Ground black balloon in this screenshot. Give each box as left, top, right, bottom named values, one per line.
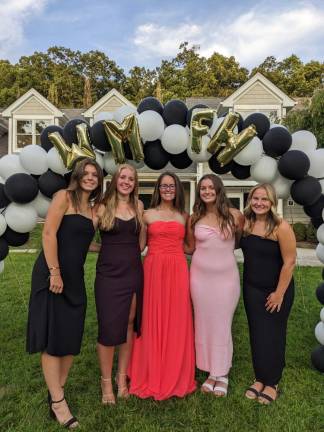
left=4, top=173, right=38, bottom=204
left=64, top=171, right=73, bottom=185
left=263, top=127, right=292, bottom=157
left=311, top=217, right=323, bottom=229
left=209, top=154, right=233, bottom=174
left=3, top=227, right=29, bottom=247
left=144, top=140, right=169, bottom=170
left=40, top=125, right=64, bottom=151
left=304, top=195, right=324, bottom=218
left=243, top=113, right=270, bottom=139
left=124, top=142, right=133, bottom=160
left=0, top=183, right=10, bottom=208
left=38, top=170, right=67, bottom=199
left=278, top=150, right=310, bottom=180
left=91, top=121, right=111, bottom=152
left=63, top=119, right=90, bottom=145
left=138, top=97, right=164, bottom=115
left=316, top=282, right=324, bottom=304
left=0, top=237, right=9, bottom=260
left=162, top=99, right=188, bottom=126
left=231, top=162, right=251, bottom=179
left=311, top=345, right=324, bottom=372
left=186, top=104, right=212, bottom=128
left=170, top=150, right=193, bottom=169
left=291, top=176, right=322, bottom=206
left=235, top=112, right=244, bottom=133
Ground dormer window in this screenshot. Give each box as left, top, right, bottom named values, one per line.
left=15, top=119, right=51, bottom=149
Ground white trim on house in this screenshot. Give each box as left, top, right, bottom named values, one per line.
left=1, top=88, right=64, bottom=118
left=82, top=88, right=136, bottom=124
left=221, top=72, right=296, bottom=108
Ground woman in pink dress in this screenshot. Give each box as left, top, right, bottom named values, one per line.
left=128, top=172, right=196, bottom=400
left=187, top=174, right=243, bottom=396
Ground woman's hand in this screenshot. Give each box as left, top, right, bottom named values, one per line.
left=49, top=274, right=64, bottom=294
left=265, top=291, right=284, bottom=313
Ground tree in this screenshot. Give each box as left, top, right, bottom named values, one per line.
left=123, top=66, right=157, bottom=104
left=83, top=76, right=93, bottom=108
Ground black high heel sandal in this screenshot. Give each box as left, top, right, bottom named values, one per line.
left=50, top=396, right=78, bottom=429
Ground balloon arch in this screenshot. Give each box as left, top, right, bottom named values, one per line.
left=0, top=96, right=323, bottom=371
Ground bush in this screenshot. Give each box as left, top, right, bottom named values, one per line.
left=292, top=222, right=307, bottom=242
left=306, top=223, right=317, bottom=243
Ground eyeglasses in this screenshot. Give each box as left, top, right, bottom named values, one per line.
left=159, top=184, right=176, bottom=191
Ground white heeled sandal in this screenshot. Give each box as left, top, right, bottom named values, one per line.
left=201, top=375, right=217, bottom=393
left=213, top=376, right=228, bottom=397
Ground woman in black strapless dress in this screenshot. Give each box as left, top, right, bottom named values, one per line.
left=94, top=164, right=144, bottom=405
left=240, top=184, right=296, bottom=405
left=26, top=159, right=103, bottom=428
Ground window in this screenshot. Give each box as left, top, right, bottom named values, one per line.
left=228, top=192, right=244, bottom=211
left=15, top=119, right=51, bottom=148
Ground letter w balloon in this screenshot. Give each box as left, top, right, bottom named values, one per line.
left=207, top=112, right=257, bottom=167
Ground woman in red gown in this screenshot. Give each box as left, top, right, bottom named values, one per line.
left=128, top=172, right=196, bottom=400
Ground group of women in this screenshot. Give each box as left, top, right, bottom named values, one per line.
left=26, top=158, right=296, bottom=428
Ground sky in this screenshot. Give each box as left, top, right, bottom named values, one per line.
left=0, top=0, right=323, bottom=73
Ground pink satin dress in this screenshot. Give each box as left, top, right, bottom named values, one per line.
left=128, top=221, right=196, bottom=400
left=190, top=224, right=240, bottom=377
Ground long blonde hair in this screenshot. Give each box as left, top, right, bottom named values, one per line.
left=99, top=164, right=142, bottom=231
left=244, top=183, right=281, bottom=238
left=191, top=174, right=235, bottom=238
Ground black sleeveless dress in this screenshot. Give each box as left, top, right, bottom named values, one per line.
left=95, top=217, right=143, bottom=346
left=26, top=214, right=95, bottom=356
left=240, top=234, right=294, bottom=386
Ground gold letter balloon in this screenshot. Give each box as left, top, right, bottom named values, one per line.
left=190, top=109, right=214, bottom=154
left=48, top=123, right=95, bottom=170
left=103, top=113, right=144, bottom=164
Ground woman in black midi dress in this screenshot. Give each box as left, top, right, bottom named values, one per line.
left=26, top=159, right=103, bottom=428
left=94, top=164, right=144, bottom=405
left=240, top=184, right=296, bottom=404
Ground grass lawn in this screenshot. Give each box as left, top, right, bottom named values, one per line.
left=0, top=253, right=323, bottom=432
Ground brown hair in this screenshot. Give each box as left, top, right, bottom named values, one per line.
left=67, top=158, right=103, bottom=211
left=191, top=174, right=235, bottom=238
left=99, top=164, right=142, bottom=231
left=150, top=171, right=185, bottom=213
left=244, top=183, right=281, bottom=238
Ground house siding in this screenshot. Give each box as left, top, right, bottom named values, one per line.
left=14, top=96, right=52, bottom=115
left=97, top=96, right=124, bottom=113
left=236, top=83, right=280, bottom=105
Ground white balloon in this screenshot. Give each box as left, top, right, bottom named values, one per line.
left=320, top=307, right=324, bottom=323
left=103, top=152, right=118, bottom=175
left=234, top=136, right=263, bottom=166
left=209, top=115, right=224, bottom=138
left=47, top=147, right=69, bottom=175
left=187, top=135, right=212, bottom=162
left=0, top=176, right=4, bottom=184
left=316, top=243, right=324, bottom=264
left=250, top=156, right=278, bottom=183
left=93, top=111, right=114, bottom=122
left=0, top=213, right=7, bottom=236
left=0, top=154, right=28, bottom=179
left=317, top=224, right=324, bottom=245
left=290, top=130, right=317, bottom=155
left=307, top=149, right=324, bottom=178
left=138, top=110, right=165, bottom=142
left=127, top=159, right=145, bottom=170
left=272, top=174, right=293, bottom=199
left=5, top=203, right=38, bottom=233
left=114, top=106, right=137, bottom=124
left=0, top=260, right=4, bottom=274
left=94, top=151, right=104, bottom=170
left=161, top=125, right=189, bottom=155
left=270, top=123, right=287, bottom=129
left=19, top=144, right=48, bottom=175
left=315, top=321, right=324, bottom=345
left=31, top=192, right=51, bottom=219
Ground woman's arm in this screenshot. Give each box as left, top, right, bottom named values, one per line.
left=265, top=220, right=296, bottom=313
left=89, top=241, right=101, bottom=252
left=184, top=215, right=195, bottom=255
left=88, top=204, right=102, bottom=253
left=138, top=201, right=147, bottom=252
left=42, top=190, right=69, bottom=294
left=231, top=208, right=244, bottom=249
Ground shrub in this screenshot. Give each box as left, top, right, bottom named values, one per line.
left=292, top=222, right=307, bottom=242
left=306, top=223, right=317, bottom=243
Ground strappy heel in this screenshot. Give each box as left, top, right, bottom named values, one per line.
left=115, top=372, right=129, bottom=399
left=101, top=377, right=116, bottom=405
left=50, top=396, right=78, bottom=429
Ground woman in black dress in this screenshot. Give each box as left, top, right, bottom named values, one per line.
left=240, top=183, right=296, bottom=404
left=94, top=164, right=145, bottom=405
left=27, top=158, right=103, bottom=427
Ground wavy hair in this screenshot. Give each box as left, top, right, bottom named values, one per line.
left=244, top=183, right=281, bottom=238
left=67, top=158, right=103, bottom=211
left=150, top=171, right=185, bottom=213
left=191, top=174, right=235, bottom=238
left=99, top=164, right=142, bottom=231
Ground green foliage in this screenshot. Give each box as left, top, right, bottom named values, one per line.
left=306, top=223, right=317, bottom=243
left=292, top=222, right=307, bottom=242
